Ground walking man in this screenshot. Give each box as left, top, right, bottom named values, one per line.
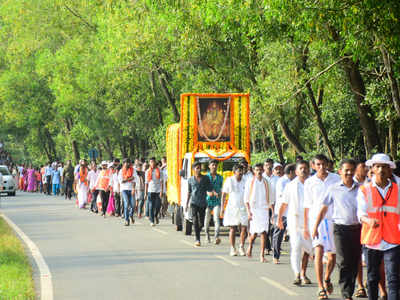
left=221, top=164, right=247, bottom=256
left=145, top=157, right=163, bottom=226
left=110, top=164, right=121, bottom=217
left=88, top=162, right=99, bottom=213
left=278, top=160, right=312, bottom=286
left=135, top=162, right=146, bottom=218
left=185, top=162, right=212, bottom=247
left=273, top=163, right=296, bottom=264
left=245, top=163, right=274, bottom=262
left=64, top=160, right=74, bottom=200
left=95, top=161, right=112, bottom=217
left=204, top=160, right=223, bottom=244
left=44, top=162, right=52, bottom=195
left=358, top=154, right=400, bottom=300
left=313, top=159, right=361, bottom=300
left=119, top=158, right=136, bottom=226
left=304, top=154, right=340, bottom=298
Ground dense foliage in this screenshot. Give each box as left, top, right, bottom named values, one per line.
left=0, top=0, right=399, bottom=165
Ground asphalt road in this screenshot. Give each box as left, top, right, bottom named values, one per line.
left=1, top=192, right=346, bottom=300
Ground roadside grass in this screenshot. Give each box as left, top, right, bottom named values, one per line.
left=0, top=217, right=35, bottom=300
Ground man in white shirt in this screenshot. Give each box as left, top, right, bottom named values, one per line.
left=273, top=163, right=296, bottom=264
left=88, top=162, right=99, bottom=213
left=110, top=164, right=121, bottom=217
left=145, top=157, right=163, bottom=226
left=160, top=157, right=168, bottom=218
left=262, top=158, right=277, bottom=254
left=241, top=160, right=253, bottom=184
left=278, top=160, right=312, bottom=285
left=119, top=158, right=136, bottom=226
left=304, top=154, right=340, bottom=297
left=221, top=164, right=247, bottom=256
left=245, top=163, right=274, bottom=263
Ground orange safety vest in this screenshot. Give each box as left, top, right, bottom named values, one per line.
left=97, top=169, right=111, bottom=190
left=360, top=182, right=400, bottom=245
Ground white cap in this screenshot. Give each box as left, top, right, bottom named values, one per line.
left=366, top=153, right=396, bottom=169
left=108, top=162, right=114, bottom=168
left=273, top=162, right=283, bottom=169
left=101, top=161, right=108, bottom=166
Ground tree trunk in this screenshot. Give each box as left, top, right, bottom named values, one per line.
left=149, top=71, right=164, bottom=124
left=305, top=87, right=335, bottom=159
left=119, top=139, right=128, bottom=159
left=157, top=69, right=180, bottom=122
left=103, top=137, right=114, bottom=160
left=278, top=116, right=306, bottom=154
left=129, top=138, right=136, bottom=158
left=328, top=27, right=382, bottom=155
left=300, top=49, right=335, bottom=159
left=381, top=46, right=400, bottom=117
left=97, top=145, right=103, bottom=162
left=270, top=123, right=284, bottom=163
left=342, top=58, right=382, bottom=155
left=389, top=120, right=398, bottom=160
left=64, top=118, right=80, bottom=164
left=39, top=128, right=52, bottom=162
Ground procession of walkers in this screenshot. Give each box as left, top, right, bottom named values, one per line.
left=11, top=152, right=400, bottom=300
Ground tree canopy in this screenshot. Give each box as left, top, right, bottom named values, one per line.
left=0, top=0, right=399, bottom=165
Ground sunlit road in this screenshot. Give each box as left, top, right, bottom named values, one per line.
left=1, top=192, right=345, bottom=300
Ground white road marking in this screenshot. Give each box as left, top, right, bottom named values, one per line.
left=260, top=276, right=299, bottom=296
left=215, top=255, right=240, bottom=266
left=153, top=228, right=168, bottom=235
left=1, top=213, right=54, bottom=300
left=180, top=240, right=195, bottom=247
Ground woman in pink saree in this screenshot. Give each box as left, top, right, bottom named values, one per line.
left=26, top=165, right=36, bottom=192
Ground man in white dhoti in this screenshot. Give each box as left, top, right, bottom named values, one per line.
left=77, top=159, right=89, bottom=209
left=241, top=160, right=253, bottom=184
left=304, top=154, right=340, bottom=298
left=245, top=163, right=274, bottom=263
left=221, top=164, right=247, bottom=256
left=278, top=160, right=312, bottom=285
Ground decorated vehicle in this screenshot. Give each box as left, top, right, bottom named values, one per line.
left=166, top=93, right=250, bottom=233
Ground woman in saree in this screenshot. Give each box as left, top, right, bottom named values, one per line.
left=26, top=165, right=36, bottom=192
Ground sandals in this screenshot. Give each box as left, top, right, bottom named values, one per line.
left=301, top=276, right=312, bottom=284
left=354, top=287, right=367, bottom=298
left=324, top=279, right=333, bottom=295
left=318, top=289, right=328, bottom=299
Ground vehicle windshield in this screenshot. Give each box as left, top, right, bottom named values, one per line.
left=194, top=157, right=246, bottom=179
left=0, top=167, right=10, bottom=175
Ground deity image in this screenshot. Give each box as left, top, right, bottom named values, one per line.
left=197, top=98, right=231, bottom=142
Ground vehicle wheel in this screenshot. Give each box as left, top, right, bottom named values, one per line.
left=184, top=219, right=192, bottom=236
left=175, top=205, right=182, bottom=228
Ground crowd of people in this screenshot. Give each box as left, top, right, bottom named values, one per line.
left=11, top=152, right=400, bottom=300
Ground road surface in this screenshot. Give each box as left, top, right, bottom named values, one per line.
left=1, top=192, right=345, bottom=300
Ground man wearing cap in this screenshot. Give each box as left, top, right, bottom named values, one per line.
left=95, top=161, right=112, bottom=217
left=358, top=153, right=400, bottom=300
